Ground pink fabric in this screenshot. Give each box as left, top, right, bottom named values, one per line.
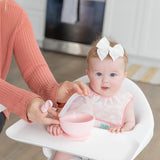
left=59, top=90, right=134, bottom=130
left=0, top=0, right=59, bottom=121
left=90, top=89, right=134, bottom=128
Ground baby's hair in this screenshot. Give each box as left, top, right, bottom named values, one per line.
left=87, top=37, right=128, bottom=71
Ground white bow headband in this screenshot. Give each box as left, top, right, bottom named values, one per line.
left=96, top=37, right=124, bottom=61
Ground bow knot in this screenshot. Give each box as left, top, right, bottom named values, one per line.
left=96, top=37, right=124, bottom=61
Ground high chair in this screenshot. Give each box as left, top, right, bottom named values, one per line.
left=0, top=104, right=6, bottom=112
left=6, top=76, right=154, bottom=160
left=42, top=76, right=154, bottom=160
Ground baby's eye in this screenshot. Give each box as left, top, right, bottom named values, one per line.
left=110, top=73, right=117, bottom=77
left=96, top=72, right=102, bottom=76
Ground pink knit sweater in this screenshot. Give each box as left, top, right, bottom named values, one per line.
left=0, top=0, right=59, bottom=121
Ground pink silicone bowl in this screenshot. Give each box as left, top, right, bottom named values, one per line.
left=60, top=113, right=94, bottom=139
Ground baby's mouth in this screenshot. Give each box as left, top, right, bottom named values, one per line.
left=101, top=86, right=109, bottom=90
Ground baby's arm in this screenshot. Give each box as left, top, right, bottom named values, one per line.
left=109, top=101, right=135, bottom=133
left=47, top=124, right=63, bottom=136
left=122, top=101, right=135, bottom=131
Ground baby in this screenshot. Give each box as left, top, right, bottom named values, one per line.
left=47, top=37, right=135, bottom=160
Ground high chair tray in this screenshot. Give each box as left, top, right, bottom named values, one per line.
left=6, top=119, right=139, bottom=160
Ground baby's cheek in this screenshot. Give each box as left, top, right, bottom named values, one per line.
left=112, top=81, right=122, bottom=89
left=93, top=81, right=100, bottom=88
left=90, top=81, right=99, bottom=91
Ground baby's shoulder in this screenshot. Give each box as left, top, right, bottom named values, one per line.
left=117, top=89, right=134, bottom=102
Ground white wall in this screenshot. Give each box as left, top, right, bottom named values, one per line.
left=103, top=0, right=160, bottom=60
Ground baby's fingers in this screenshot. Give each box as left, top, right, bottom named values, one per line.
left=115, top=128, right=121, bottom=133
left=109, top=128, right=122, bottom=133
left=109, top=128, right=115, bottom=133
left=47, top=125, right=53, bottom=135
left=56, top=126, right=63, bottom=135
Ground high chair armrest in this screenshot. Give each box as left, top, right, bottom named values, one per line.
left=130, top=124, right=154, bottom=160
left=131, top=124, right=154, bottom=144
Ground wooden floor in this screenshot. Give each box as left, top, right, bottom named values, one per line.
left=0, top=51, right=160, bottom=159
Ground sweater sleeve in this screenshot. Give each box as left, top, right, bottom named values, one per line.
left=0, top=78, right=40, bottom=121
left=13, top=10, right=59, bottom=108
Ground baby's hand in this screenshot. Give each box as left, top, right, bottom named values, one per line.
left=47, top=124, right=63, bottom=136
left=109, top=127, right=123, bottom=134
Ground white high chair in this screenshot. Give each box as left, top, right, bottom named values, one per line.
left=0, top=104, right=6, bottom=112
left=42, top=76, right=154, bottom=160
left=6, top=76, right=154, bottom=160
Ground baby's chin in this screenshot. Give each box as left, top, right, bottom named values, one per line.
left=95, top=90, right=112, bottom=97
left=100, top=92, right=112, bottom=97
left=100, top=87, right=111, bottom=96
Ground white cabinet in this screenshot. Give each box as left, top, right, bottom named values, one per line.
left=138, top=0, right=160, bottom=59
left=103, top=0, right=160, bottom=60
left=14, top=0, right=47, bottom=48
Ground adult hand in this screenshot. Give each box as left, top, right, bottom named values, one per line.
left=27, top=98, right=59, bottom=125
left=57, top=81, right=90, bottom=103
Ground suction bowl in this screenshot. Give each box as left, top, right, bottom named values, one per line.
left=60, top=113, right=94, bottom=140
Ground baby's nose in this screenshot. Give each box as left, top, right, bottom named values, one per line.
left=102, top=76, right=110, bottom=83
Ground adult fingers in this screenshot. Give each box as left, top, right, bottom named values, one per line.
left=48, top=108, right=59, bottom=117
left=67, top=82, right=83, bottom=95
left=74, top=81, right=90, bottom=97
left=42, top=117, right=60, bottom=125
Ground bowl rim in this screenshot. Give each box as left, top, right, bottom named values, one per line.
left=59, top=113, right=95, bottom=124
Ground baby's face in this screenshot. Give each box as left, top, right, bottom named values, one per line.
left=86, top=57, right=127, bottom=97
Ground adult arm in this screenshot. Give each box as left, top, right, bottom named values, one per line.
left=0, top=8, right=59, bottom=123
left=0, top=78, right=59, bottom=124
left=13, top=10, right=59, bottom=107
left=12, top=10, right=90, bottom=123
left=0, top=78, right=39, bottom=121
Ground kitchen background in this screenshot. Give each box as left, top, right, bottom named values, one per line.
left=1, top=0, right=160, bottom=160
left=14, top=0, right=160, bottom=65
